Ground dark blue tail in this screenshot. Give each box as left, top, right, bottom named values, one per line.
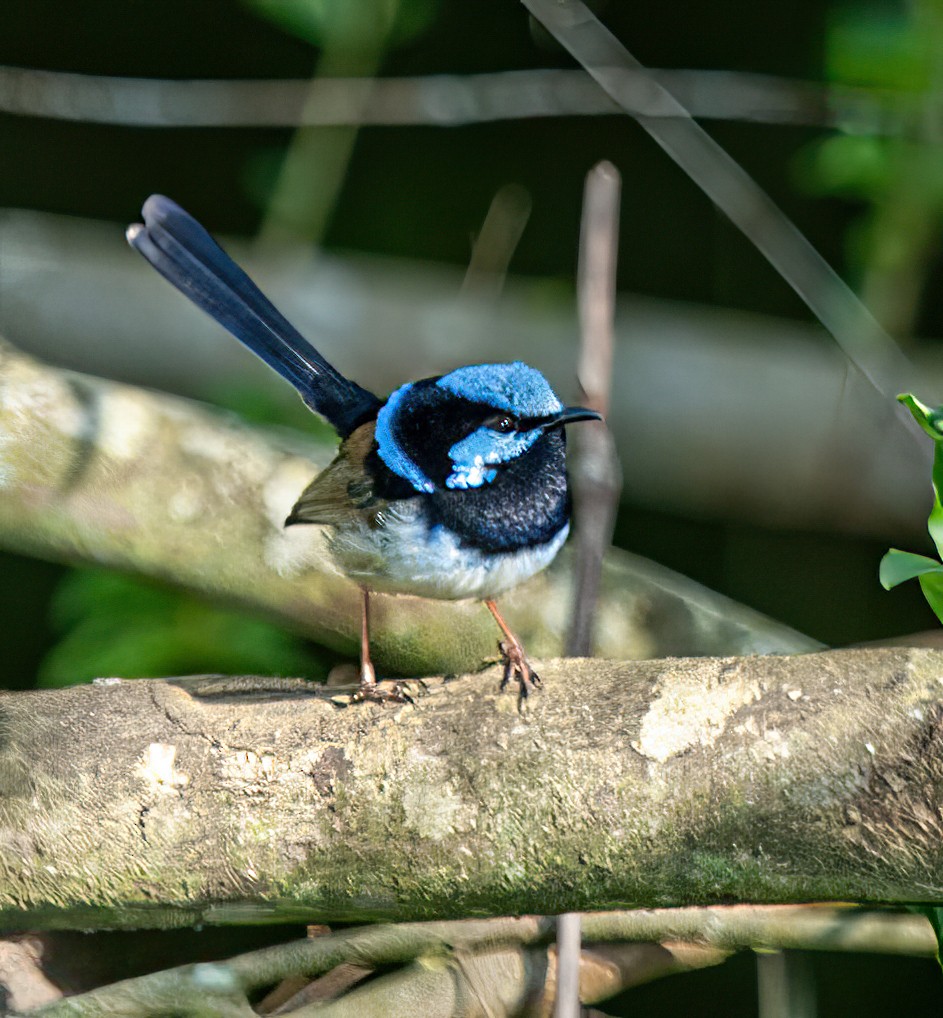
left=127, top=195, right=380, bottom=436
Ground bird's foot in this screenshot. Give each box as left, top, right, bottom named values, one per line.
left=351, top=679, right=413, bottom=704
left=498, top=639, right=541, bottom=698
left=351, top=661, right=413, bottom=704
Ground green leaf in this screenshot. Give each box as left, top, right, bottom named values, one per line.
left=796, top=135, right=890, bottom=200
left=895, top=396, right=943, bottom=559
left=826, top=9, right=927, bottom=91
left=879, top=546, right=943, bottom=626
left=879, top=549, right=943, bottom=590
left=919, top=571, right=943, bottom=626
left=930, top=461, right=943, bottom=560
left=908, top=905, right=943, bottom=972
left=897, top=393, right=943, bottom=441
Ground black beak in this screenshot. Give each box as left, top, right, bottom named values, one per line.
left=541, top=405, right=604, bottom=430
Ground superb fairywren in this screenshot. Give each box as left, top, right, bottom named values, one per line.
left=127, top=196, right=601, bottom=699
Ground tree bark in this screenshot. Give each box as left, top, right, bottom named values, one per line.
left=1, top=647, right=941, bottom=931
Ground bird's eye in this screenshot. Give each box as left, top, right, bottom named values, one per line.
left=486, top=414, right=516, bottom=433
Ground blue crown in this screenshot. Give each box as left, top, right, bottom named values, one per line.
left=436, top=362, right=563, bottom=418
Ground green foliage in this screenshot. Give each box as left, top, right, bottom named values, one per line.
left=240, top=0, right=438, bottom=50
left=39, top=569, right=331, bottom=687
left=879, top=549, right=943, bottom=588
left=793, top=0, right=943, bottom=336
left=825, top=6, right=933, bottom=91
left=909, top=905, right=943, bottom=971
left=799, top=4, right=934, bottom=195
left=799, top=134, right=889, bottom=199
left=798, top=2, right=943, bottom=205
left=881, top=394, right=943, bottom=623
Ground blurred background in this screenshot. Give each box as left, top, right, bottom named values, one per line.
left=3, top=0, right=943, bottom=1010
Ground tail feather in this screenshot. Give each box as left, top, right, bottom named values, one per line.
left=127, top=195, right=380, bottom=436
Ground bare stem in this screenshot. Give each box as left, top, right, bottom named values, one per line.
left=567, top=161, right=623, bottom=656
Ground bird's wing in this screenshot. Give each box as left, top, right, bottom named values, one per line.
left=286, top=421, right=387, bottom=527
left=127, top=195, right=381, bottom=437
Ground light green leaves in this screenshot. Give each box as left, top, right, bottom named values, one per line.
left=880, top=394, right=943, bottom=624
left=879, top=550, right=943, bottom=589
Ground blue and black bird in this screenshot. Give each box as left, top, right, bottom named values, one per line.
left=127, top=195, right=601, bottom=699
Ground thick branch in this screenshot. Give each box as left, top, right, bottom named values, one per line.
left=2, top=648, right=942, bottom=929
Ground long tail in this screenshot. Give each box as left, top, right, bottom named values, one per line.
left=127, top=195, right=380, bottom=436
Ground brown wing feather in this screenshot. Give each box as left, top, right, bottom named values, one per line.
left=285, top=421, right=385, bottom=527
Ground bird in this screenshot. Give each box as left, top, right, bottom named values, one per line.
left=127, top=195, right=601, bottom=701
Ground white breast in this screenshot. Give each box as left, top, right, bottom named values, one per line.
left=327, top=503, right=569, bottom=601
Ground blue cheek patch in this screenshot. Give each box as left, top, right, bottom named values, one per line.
left=445, top=426, right=541, bottom=489
left=437, top=362, right=563, bottom=418
left=375, top=383, right=435, bottom=493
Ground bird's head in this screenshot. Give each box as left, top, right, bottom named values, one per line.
left=375, top=362, right=601, bottom=493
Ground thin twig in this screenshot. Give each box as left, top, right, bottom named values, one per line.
left=756, top=951, right=817, bottom=1018
left=265, top=963, right=372, bottom=1014
left=555, top=913, right=583, bottom=1018
left=255, top=926, right=365, bottom=1016
left=0, top=64, right=910, bottom=132
left=30, top=907, right=937, bottom=1017
left=567, top=160, right=623, bottom=656
left=461, top=183, right=533, bottom=297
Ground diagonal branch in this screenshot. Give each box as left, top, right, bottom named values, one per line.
left=519, top=0, right=919, bottom=448
left=0, top=340, right=816, bottom=676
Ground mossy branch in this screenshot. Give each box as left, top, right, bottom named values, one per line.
left=2, top=648, right=943, bottom=930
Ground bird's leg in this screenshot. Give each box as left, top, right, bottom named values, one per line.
left=484, top=599, right=541, bottom=696
left=352, top=588, right=409, bottom=704
left=359, top=586, right=377, bottom=688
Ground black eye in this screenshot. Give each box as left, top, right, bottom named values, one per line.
left=486, top=414, right=516, bottom=433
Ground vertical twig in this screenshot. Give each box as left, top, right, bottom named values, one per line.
left=554, top=913, right=583, bottom=1018
left=462, top=184, right=533, bottom=298
left=566, top=160, right=623, bottom=657
left=255, top=5, right=402, bottom=250
left=756, top=951, right=817, bottom=1018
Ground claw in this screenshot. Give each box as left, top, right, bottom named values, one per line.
left=485, top=599, right=541, bottom=702
left=352, top=679, right=413, bottom=705
left=497, top=639, right=541, bottom=698
left=501, top=652, right=514, bottom=692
